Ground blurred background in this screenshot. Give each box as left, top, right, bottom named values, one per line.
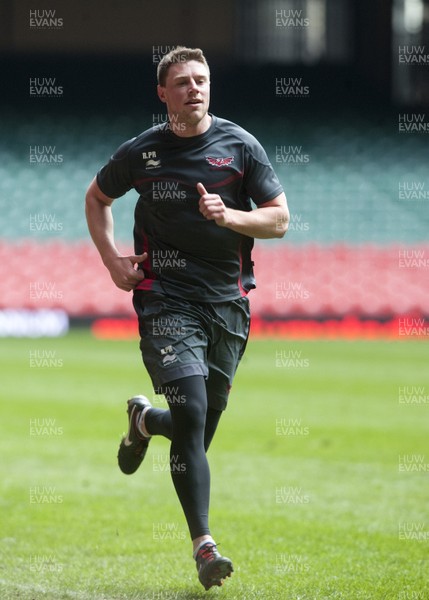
left=0, top=0, right=428, bottom=339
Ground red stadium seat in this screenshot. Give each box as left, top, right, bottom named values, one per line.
left=0, top=241, right=428, bottom=318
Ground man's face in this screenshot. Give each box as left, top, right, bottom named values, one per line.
left=157, top=60, right=210, bottom=131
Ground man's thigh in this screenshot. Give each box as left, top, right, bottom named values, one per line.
left=133, top=291, right=209, bottom=391
left=205, top=297, right=251, bottom=411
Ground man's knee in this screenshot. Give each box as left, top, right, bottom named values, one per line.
left=165, top=375, right=207, bottom=430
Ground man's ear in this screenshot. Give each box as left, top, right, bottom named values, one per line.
left=157, top=85, right=167, bottom=104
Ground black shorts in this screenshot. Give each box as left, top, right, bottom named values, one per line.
left=132, top=291, right=250, bottom=411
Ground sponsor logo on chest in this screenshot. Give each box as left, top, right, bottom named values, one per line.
left=142, top=150, right=161, bottom=169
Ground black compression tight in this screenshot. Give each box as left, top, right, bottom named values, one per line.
left=144, top=375, right=222, bottom=540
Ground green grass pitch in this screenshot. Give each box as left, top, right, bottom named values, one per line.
left=1, top=331, right=428, bottom=599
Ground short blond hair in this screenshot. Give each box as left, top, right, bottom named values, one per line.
left=157, top=46, right=210, bottom=86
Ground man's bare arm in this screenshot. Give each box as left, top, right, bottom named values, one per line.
left=85, top=177, right=146, bottom=291
left=197, top=183, right=289, bottom=239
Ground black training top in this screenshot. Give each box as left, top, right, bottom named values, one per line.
left=96, top=114, right=283, bottom=302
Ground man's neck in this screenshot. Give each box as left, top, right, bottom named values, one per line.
left=169, top=114, right=212, bottom=138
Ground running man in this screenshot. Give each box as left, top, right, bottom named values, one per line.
left=85, top=46, right=289, bottom=591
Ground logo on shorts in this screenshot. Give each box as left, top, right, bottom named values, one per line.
left=205, top=155, right=234, bottom=168
left=161, top=345, right=178, bottom=366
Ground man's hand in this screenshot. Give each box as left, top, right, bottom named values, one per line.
left=104, top=253, right=147, bottom=292
left=197, top=181, right=289, bottom=239
left=197, top=182, right=230, bottom=227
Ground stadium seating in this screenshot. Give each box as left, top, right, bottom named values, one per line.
left=1, top=109, right=428, bottom=323
left=1, top=240, right=427, bottom=318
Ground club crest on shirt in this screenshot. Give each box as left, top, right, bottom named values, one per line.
left=205, top=156, right=234, bottom=167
